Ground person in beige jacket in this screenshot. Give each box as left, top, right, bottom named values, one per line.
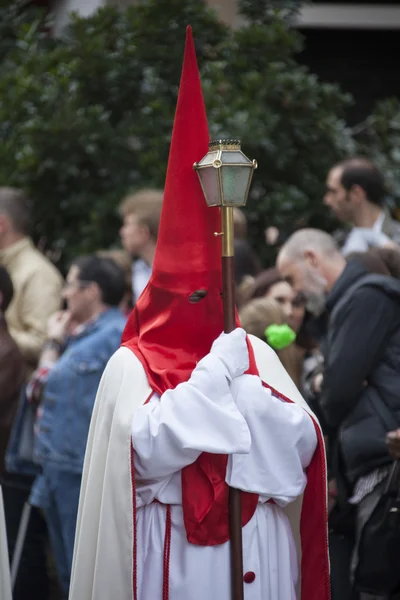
left=0, top=187, right=63, bottom=372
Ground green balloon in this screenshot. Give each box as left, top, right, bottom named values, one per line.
left=264, top=324, right=296, bottom=350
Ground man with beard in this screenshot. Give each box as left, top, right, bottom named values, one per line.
left=277, top=228, right=400, bottom=600
left=324, top=158, right=400, bottom=256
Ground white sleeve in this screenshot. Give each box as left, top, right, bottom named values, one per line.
left=225, top=374, right=317, bottom=506
left=132, top=353, right=251, bottom=483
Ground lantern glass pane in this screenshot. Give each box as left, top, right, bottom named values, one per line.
left=198, top=151, right=218, bottom=166
left=221, top=165, right=252, bottom=206
left=198, top=167, right=220, bottom=206
left=220, top=151, right=251, bottom=165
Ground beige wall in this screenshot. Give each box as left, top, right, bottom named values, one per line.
left=52, top=0, right=239, bottom=33
left=53, top=1, right=399, bottom=36
left=206, top=0, right=237, bottom=26
left=208, top=1, right=400, bottom=30
left=111, top=0, right=239, bottom=25
left=296, top=4, right=400, bottom=29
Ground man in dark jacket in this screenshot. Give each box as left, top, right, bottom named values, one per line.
left=0, top=266, right=24, bottom=474
left=277, top=228, right=400, bottom=600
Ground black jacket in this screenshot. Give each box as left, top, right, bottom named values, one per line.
left=320, top=261, right=400, bottom=483
left=0, top=316, right=24, bottom=474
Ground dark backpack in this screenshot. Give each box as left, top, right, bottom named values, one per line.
left=355, top=460, right=400, bottom=596
left=331, top=274, right=400, bottom=595
left=353, top=384, right=400, bottom=596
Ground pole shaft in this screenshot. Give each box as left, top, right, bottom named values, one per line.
left=221, top=206, right=234, bottom=258
left=228, top=487, right=244, bottom=600
left=222, top=255, right=236, bottom=332
left=221, top=206, right=244, bottom=600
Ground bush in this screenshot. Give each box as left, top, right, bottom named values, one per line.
left=353, top=98, right=400, bottom=216
left=0, top=0, right=355, bottom=267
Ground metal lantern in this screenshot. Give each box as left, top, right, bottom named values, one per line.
left=193, top=139, right=257, bottom=207
left=194, top=138, right=258, bottom=600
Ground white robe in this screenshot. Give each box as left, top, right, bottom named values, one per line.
left=69, top=335, right=328, bottom=600
left=0, top=486, right=12, bottom=600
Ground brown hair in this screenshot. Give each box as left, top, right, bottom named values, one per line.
left=239, top=297, right=303, bottom=388
left=119, top=189, right=163, bottom=241
left=234, top=239, right=261, bottom=285
left=279, top=344, right=304, bottom=390
left=370, top=247, right=400, bottom=279
left=334, top=157, right=384, bottom=207
left=246, top=268, right=283, bottom=301
left=239, top=297, right=283, bottom=340
left=346, top=251, right=390, bottom=276
left=233, top=208, right=248, bottom=240
left=0, top=187, right=31, bottom=235
left=96, top=249, right=132, bottom=290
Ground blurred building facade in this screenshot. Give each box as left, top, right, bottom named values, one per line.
left=33, top=0, right=400, bottom=125
left=296, top=2, right=400, bottom=124
left=48, top=0, right=239, bottom=33
left=47, top=1, right=400, bottom=33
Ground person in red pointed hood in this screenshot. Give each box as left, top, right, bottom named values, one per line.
left=69, top=26, right=330, bottom=600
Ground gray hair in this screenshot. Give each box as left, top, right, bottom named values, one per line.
left=280, top=228, right=340, bottom=261
left=0, top=187, right=31, bottom=235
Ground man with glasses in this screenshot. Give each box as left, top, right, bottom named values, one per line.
left=10, top=255, right=126, bottom=599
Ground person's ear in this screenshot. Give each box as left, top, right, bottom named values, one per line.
left=303, top=249, right=319, bottom=268
left=349, top=184, right=364, bottom=205
left=0, top=215, right=9, bottom=235
left=88, top=282, right=102, bottom=304
left=139, top=223, right=151, bottom=243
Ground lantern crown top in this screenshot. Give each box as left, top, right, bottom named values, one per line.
left=209, top=139, right=241, bottom=151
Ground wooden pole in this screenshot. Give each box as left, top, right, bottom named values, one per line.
left=221, top=206, right=244, bottom=600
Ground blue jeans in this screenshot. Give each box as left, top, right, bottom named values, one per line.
left=30, top=468, right=81, bottom=598
left=2, top=473, right=51, bottom=600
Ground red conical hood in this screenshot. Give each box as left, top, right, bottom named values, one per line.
left=122, top=31, right=330, bottom=587
left=121, top=26, right=224, bottom=393
left=151, top=25, right=221, bottom=292
left=122, top=27, right=259, bottom=548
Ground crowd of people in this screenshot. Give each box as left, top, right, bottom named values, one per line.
left=1, top=154, right=400, bottom=600
left=0, top=187, right=162, bottom=599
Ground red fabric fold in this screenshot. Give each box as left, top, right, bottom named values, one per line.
left=124, top=26, right=330, bottom=599
left=122, top=25, right=259, bottom=546
left=263, top=382, right=331, bottom=600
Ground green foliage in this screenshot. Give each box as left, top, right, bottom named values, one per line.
left=203, top=1, right=354, bottom=260
left=0, top=0, right=355, bottom=267
left=0, top=0, right=45, bottom=59
left=353, top=98, right=400, bottom=215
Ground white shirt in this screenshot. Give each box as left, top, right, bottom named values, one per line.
left=341, top=211, right=389, bottom=256
left=372, top=210, right=385, bottom=233
left=132, top=259, right=152, bottom=302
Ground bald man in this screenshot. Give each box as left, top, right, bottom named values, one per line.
left=276, top=229, right=346, bottom=317
left=277, top=228, right=400, bottom=599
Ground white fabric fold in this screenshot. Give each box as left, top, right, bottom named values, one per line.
left=225, top=374, right=317, bottom=505
left=69, top=337, right=325, bottom=600
left=133, top=352, right=251, bottom=485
